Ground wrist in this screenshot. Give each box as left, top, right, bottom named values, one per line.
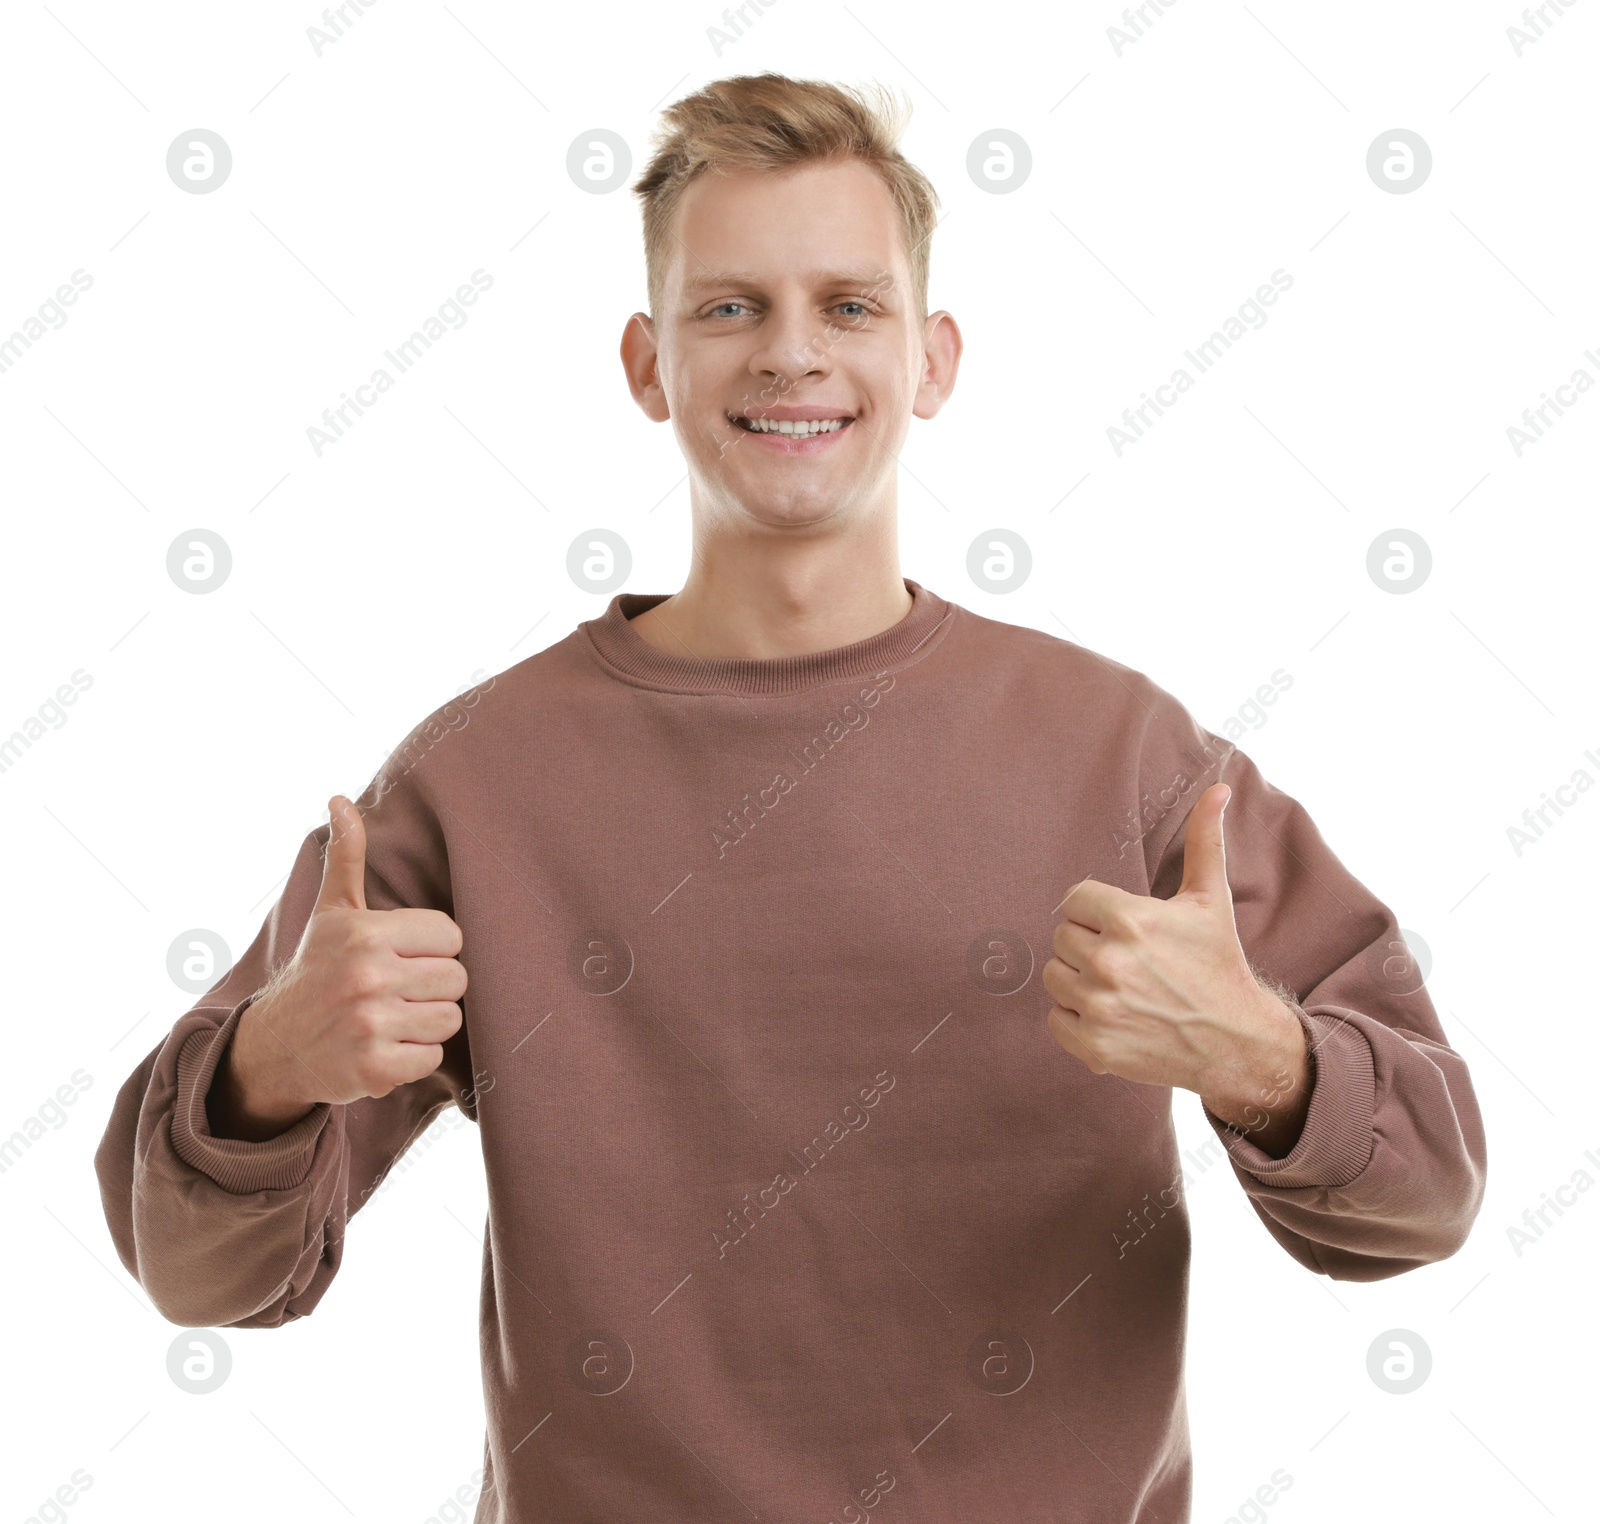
left=1196, top=989, right=1311, bottom=1140
left=208, top=1004, right=317, bottom=1141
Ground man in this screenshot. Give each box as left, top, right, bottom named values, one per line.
left=96, top=72, right=1486, bottom=1522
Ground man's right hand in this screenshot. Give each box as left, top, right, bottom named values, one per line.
left=207, top=795, right=468, bottom=1142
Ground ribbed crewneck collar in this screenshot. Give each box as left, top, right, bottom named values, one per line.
left=581, top=578, right=954, bottom=696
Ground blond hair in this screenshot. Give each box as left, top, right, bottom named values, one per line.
left=630, top=72, right=940, bottom=325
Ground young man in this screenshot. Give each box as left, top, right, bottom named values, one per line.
left=96, top=73, right=1486, bottom=1522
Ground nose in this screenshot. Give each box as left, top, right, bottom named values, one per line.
left=743, top=293, right=835, bottom=404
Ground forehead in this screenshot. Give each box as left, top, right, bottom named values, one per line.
left=666, top=158, right=908, bottom=300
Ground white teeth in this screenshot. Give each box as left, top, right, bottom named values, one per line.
left=739, top=416, right=849, bottom=435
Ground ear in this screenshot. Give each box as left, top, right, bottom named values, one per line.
left=913, top=309, right=963, bottom=421
left=619, top=311, right=671, bottom=423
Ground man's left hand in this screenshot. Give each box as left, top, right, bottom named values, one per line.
left=1042, top=783, right=1312, bottom=1156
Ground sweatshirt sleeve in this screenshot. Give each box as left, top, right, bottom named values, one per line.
left=93, top=742, right=479, bottom=1329
left=1136, top=690, right=1488, bottom=1283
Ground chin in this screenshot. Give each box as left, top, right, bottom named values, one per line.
left=737, top=491, right=848, bottom=530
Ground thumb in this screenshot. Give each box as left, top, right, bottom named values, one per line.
left=1176, top=782, right=1232, bottom=905
left=315, top=795, right=368, bottom=912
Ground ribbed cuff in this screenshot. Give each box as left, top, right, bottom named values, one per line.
left=170, top=995, right=332, bottom=1194
left=1204, top=1005, right=1376, bottom=1189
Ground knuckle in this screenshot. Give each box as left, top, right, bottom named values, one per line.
left=343, top=998, right=385, bottom=1040
left=343, top=960, right=389, bottom=1002
left=1085, top=987, right=1120, bottom=1021
left=426, top=911, right=465, bottom=953
left=349, top=919, right=391, bottom=955
left=1105, top=903, right=1139, bottom=938
left=1091, top=946, right=1129, bottom=985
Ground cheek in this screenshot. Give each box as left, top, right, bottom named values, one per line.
left=843, top=339, right=910, bottom=402
left=672, top=348, right=733, bottom=402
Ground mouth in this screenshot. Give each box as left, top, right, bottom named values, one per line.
left=727, top=411, right=855, bottom=437
left=724, top=410, right=856, bottom=454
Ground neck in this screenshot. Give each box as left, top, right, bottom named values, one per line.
left=628, top=509, right=911, bottom=661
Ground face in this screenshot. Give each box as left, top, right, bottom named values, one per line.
left=620, top=157, right=961, bottom=534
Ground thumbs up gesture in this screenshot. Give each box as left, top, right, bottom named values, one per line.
left=1042, top=784, right=1311, bottom=1152
left=208, top=796, right=468, bottom=1142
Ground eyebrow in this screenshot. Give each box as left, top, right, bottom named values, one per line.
left=679, top=268, right=896, bottom=297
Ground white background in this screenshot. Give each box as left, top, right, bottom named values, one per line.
left=1, top=2, right=1594, bottom=1521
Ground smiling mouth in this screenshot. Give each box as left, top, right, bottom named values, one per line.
left=727, top=413, right=854, bottom=437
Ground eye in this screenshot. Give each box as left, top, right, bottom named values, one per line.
left=833, top=300, right=879, bottom=325
left=708, top=301, right=753, bottom=318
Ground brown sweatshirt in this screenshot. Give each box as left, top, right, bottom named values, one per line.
left=95, top=579, right=1487, bottom=1522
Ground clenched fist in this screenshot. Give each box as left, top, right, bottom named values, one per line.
left=207, top=795, right=468, bottom=1142
left=1042, top=783, right=1312, bottom=1157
